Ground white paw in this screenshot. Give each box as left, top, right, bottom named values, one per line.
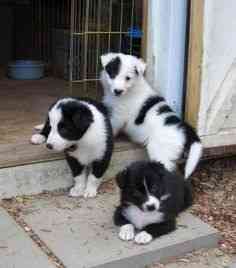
left=134, top=231, right=152, bottom=244
left=34, top=124, right=44, bottom=131
left=119, top=224, right=135, bottom=241
left=30, top=134, right=46, bottom=145
left=83, top=186, right=97, bottom=198
left=69, top=185, right=85, bottom=197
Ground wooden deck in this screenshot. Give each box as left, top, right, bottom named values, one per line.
left=0, top=77, right=136, bottom=168
left=0, top=77, right=69, bottom=167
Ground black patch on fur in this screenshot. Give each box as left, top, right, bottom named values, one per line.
left=77, top=97, right=110, bottom=117
left=66, top=155, right=84, bottom=177
left=164, top=115, right=181, bottom=125
left=143, top=219, right=176, bottom=239
left=135, top=96, right=165, bottom=125
left=182, top=123, right=200, bottom=152
left=105, top=56, right=121, bottom=79
left=134, top=67, right=139, bottom=76
left=164, top=114, right=200, bottom=152
left=113, top=206, right=131, bottom=226
left=157, top=105, right=172, bottom=114
left=58, top=101, right=94, bottom=141
left=114, top=161, right=193, bottom=239
left=91, top=115, right=113, bottom=178
left=40, top=117, right=51, bottom=138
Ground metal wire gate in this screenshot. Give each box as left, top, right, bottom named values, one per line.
left=69, top=0, right=147, bottom=98
left=31, top=0, right=147, bottom=98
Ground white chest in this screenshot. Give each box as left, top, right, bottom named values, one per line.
left=122, top=205, right=164, bottom=230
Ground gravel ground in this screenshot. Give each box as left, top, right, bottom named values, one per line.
left=191, top=157, right=236, bottom=254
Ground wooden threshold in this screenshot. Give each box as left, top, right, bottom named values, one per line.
left=0, top=138, right=140, bottom=169
left=185, top=0, right=204, bottom=128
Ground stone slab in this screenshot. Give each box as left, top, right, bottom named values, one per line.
left=0, top=146, right=146, bottom=199
left=19, top=190, right=220, bottom=268
left=0, top=207, right=55, bottom=268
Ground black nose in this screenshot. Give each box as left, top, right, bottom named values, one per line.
left=46, top=143, right=53, bottom=150
left=147, top=204, right=156, bottom=211
left=114, top=89, right=123, bottom=96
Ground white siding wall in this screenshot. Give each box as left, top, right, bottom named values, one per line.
left=146, top=0, right=187, bottom=116
left=198, top=0, right=236, bottom=147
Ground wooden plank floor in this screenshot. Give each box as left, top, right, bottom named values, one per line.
left=0, top=77, right=69, bottom=167
left=0, top=77, right=136, bottom=168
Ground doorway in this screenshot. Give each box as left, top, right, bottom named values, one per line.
left=0, top=0, right=146, bottom=167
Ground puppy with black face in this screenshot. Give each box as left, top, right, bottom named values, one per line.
left=31, top=97, right=113, bottom=198
left=114, top=161, right=193, bottom=244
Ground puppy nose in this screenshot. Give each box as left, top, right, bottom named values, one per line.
left=146, top=204, right=156, bottom=211
left=114, top=89, right=123, bottom=96
left=46, top=143, right=53, bottom=150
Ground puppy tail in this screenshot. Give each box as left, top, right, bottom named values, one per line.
left=184, top=141, right=202, bottom=179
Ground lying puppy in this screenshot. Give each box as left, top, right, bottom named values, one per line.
left=114, top=161, right=193, bottom=244
left=31, top=97, right=113, bottom=198
left=100, top=53, right=202, bottom=179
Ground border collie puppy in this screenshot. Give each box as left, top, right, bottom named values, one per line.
left=114, top=161, right=193, bottom=244
left=30, top=98, right=113, bottom=198
left=100, top=53, right=202, bottom=179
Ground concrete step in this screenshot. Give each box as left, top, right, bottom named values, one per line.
left=9, top=187, right=220, bottom=268
left=0, top=207, right=55, bottom=268
left=0, top=141, right=146, bottom=199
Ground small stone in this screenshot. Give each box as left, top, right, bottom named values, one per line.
left=179, top=258, right=190, bottom=263
left=24, top=226, right=31, bottom=232
left=214, top=248, right=224, bottom=257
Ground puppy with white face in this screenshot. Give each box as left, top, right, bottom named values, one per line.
left=101, top=53, right=146, bottom=97
left=100, top=53, right=202, bottom=179
left=31, top=98, right=113, bottom=198
left=114, top=161, right=193, bottom=244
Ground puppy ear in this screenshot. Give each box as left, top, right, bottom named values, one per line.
left=101, top=53, right=117, bottom=68
left=135, top=58, right=146, bottom=76
left=72, top=106, right=94, bottom=138
left=116, top=169, right=128, bottom=189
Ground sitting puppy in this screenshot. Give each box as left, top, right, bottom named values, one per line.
left=100, top=53, right=202, bottom=179
left=114, top=161, right=193, bottom=244
left=31, top=97, right=113, bottom=198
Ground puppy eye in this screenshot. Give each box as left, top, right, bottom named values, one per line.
left=125, top=76, right=131, bottom=81
left=58, top=122, right=65, bottom=129
left=133, top=190, right=143, bottom=197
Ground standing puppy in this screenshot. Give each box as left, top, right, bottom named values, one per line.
left=100, top=53, right=202, bottom=179
left=31, top=98, right=113, bottom=198
left=114, top=161, right=193, bottom=244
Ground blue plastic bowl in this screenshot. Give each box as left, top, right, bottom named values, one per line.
left=8, top=60, right=45, bottom=80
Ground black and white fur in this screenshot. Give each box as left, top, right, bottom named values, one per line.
left=114, top=161, right=193, bottom=244
left=100, top=53, right=202, bottom=179
left=31, top=98, right=113, bottom=198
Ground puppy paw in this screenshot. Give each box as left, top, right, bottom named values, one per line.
left=119, top=224, right=135, bottom=241
left=69, top=185, right=85, bottom=197
left=83, top=186, right=97, bottom=198
left=34, top=124, right=44, bottom=131
left=134, top=231, right=152, bottom=245
left=30, top=134, right=46, bottom=145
